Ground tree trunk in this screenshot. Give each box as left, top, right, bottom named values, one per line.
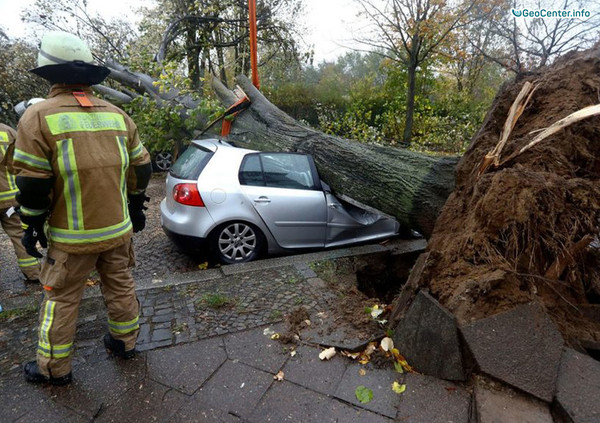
left=212, top=75, right=459, bottom=238
left=403, top=60, right=417, bottom=145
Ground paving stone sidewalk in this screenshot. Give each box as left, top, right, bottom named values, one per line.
left=0, top=240, right=475, bottom=423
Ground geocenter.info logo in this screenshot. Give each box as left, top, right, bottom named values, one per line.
left=511, top=8, right=590, bottom=18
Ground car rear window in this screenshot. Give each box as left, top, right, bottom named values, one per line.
left=169, top=144, right=214, bottom=180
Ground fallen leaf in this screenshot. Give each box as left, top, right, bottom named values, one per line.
left=304, top=319, right=311, bottom=326
left=364, top=342, right=377, bottom=356
left=198, top=262, right=208, bottom=270
left=394, top=362, right=404, bottom=374
left=359, top=368, right=367, bottom=376
left=380, top=337, right=394, bottom=352
left=274, top=370, right=284, bottom=381
left=399, top=359, right=413, bottom=373
left=370, top=305, right=383, bottom=319
left=85, top=279, right=98, bottom=287
left=319, top=347, right=336, bottom=360
left=342, top=351, right=360, bottom=360
left=270, top=333, right=280, bottom=340
left=263, top=328, right=275, bottom=336
left=355, top=385, right=373, bottom=404
left=290, top=350, right=297, bottom=357
left=392, top=381, right=406, bottom=394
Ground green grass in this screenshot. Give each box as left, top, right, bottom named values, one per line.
left=197, top=293, right=236, bottom=309
left=0, top=304, right=37, bottom=322
left=269, top=309, right=283, bottom=320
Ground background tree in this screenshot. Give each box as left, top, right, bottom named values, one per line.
left=471, top=0, right=600, bottom=73
left=353, top=0, right=480, bottom=145
left=0, top=32, right=49, bottom=126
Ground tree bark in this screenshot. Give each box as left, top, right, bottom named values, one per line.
left=403, top=60, right=418, bottom=145
left=212, top=75, right=459, bottom=238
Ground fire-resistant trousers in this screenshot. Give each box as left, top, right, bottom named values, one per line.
left=0, top=207, right=40, bottom=280
left=36, top=240, right=139, bottom=378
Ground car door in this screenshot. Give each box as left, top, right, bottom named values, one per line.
left=239, top=153, right=327, bottom=248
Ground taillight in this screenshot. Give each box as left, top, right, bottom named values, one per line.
left=173, top=183, right=205, bottom=207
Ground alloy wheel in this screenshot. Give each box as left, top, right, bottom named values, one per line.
left=154, top=152, right=173, bottom=171
left=218, top=223, right=258, bottom=262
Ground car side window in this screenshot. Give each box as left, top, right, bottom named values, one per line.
left=261, top=154, right=315, bottom=190
left=239, top=154, right=265, bottom=186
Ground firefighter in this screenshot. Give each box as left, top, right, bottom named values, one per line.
left=0, top=118, right=41, bottom=283
left=17, top=31, right=152, bottom=386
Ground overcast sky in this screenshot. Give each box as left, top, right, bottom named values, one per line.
left=0, top=0, right=363, bottom=63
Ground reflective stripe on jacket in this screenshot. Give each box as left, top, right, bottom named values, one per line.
left=15, top=85, right=151, bottom=254
left=0, top=123, right=18, bottom=209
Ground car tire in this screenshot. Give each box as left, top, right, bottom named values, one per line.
left=153, top=151, right=173, bottom=172
left=210, top=222, right=264, bottom=264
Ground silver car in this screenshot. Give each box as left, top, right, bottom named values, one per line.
left=160, top=139, right=399, bottom=264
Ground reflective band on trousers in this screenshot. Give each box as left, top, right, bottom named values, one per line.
left=13, top=149, right=52, bottom=171
left=0, top=131, right=8, bottom=142
left=18, top=257, right=39, bottom=267
left=108, top=315, right=139, bottom=334
left=38, top=300, right=73, bottom=358
left=116, top=136, right=129, bottom=220
left=57, top=139, right=84, bottom=230
left=45, top=112, right=126, bottom=135
left=49, top=218, right=132, bottom=244
left=37, top=341, right=73, bottom=359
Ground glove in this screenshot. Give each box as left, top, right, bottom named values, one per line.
left=128, top=193, right=150, bottom=233
left=19, top=213, right=48, bottom=258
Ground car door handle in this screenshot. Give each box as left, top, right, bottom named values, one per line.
left=254, top=196, right=271, bottom=204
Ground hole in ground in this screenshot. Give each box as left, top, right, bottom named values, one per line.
left=354, top=250, right=422, bottom=303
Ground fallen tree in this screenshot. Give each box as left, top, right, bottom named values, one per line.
left=98, top=62, right=459, bottom=238
left=98, top=46, right=600, bottom=345
left=210, top=76, right=459, bottom=238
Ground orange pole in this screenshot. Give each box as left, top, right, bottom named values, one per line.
left=248, top=0, right=260, bottom=89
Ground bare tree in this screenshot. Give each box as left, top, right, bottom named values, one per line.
left=472, top=0, right=600, bottom=73
left=353, top=0, right=480, bottom=145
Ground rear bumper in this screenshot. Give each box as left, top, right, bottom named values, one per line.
left=162, top=226, right=207, bottom=252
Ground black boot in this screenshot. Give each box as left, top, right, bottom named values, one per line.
left=23, top=361, right=72, bottom=386
left=104, top=334, right=136, bottom=359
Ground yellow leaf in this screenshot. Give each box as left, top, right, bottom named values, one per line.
left=392, top=381, right=406, bottom=394
left=274, top=370, right=284, bottom=381
left=198, top=262, right=209, bottom=270
left=359, top=368, right=367, bottom=376
left=270, top=333, right=280, bottom=340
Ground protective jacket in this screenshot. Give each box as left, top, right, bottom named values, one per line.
left=14, top=84, right=151, bottom=254
left=0, top=123, right=19, bottom=209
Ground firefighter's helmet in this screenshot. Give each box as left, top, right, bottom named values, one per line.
left=14, top=98, right=45, bottom=118
left=30, top=31, right=110, bottom=85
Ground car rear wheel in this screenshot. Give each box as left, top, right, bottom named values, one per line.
left=212, top=222, right=264, bottom=264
